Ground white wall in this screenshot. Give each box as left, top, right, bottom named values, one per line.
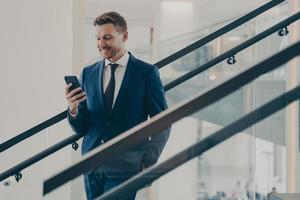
left=0, top=0, right=84, bottom=199
left=159, top=1, right=194, bottom=40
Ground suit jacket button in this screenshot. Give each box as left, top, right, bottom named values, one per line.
left=101, top=140, right=104, bottom=144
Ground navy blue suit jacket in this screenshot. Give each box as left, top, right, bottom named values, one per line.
left=68, top=53, right=170, bottom=176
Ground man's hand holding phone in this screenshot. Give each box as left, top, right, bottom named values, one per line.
left=64, top=76, right=86, bottom=116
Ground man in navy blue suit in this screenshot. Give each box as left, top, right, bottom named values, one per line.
left=65, top=11, right=170, bottom=200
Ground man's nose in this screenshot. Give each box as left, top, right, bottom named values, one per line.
left=98, top=39, right=106, bottom=49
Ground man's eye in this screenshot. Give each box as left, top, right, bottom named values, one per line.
left=95, top=36, right=112, bottom=40
left=104, top=36, right=112, bottom=40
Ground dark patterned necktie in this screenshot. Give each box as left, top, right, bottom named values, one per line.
left=104, top=63, right=118, bottom=111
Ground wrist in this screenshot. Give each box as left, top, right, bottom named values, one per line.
left=68, top=107, right=78, bottom=116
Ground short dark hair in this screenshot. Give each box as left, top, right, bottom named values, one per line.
left=93, top=11, right=127, bottom=33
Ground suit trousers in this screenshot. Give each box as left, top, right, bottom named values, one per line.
left=84, top=170, right=137, bottom=200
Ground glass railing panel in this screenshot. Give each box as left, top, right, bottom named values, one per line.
left=132, top=120, right=256, bottom=200
left=133, top=79, right=258, bottom=199
left=137, top=76, right=298, bottom=200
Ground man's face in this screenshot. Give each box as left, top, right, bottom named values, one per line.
left=95, top=24, right=128, bottom=61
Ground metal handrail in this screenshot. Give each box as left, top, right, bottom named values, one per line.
left=0, top=111, right=67, bottom=153
left=96, top=84, right=300, bottom=200
left=0, top=6, right=296, bottom=184
left=154, top=0, right=286, bottom=68
left=0, top=0, right=285, bottom=153
left=43, top=40, right=300, bottom=196
left=271, top=193, right=300, bottom=200
left=0, top=9, right=297, bottom=183
left=165, top=12, right=300, bottom=91
left=0, top=9, right=300, bottom=184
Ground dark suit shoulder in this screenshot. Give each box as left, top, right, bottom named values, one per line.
left=78, top=60, right=102, bottom=85
left=132, top=57, right=157, bottom=73
left=83, top=60, right=101, bottom=73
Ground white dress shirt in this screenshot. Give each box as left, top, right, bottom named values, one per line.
left=69, top=52, right=129, bottom=117
left=103, top=51, right=129, bottom=107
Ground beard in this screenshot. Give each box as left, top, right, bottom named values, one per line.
left=98, top=45, right=119, bottom=60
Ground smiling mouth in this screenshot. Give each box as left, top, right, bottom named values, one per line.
left=100, top=47, right=111, bottom=51
left=99, top=48, right=112, bottom=58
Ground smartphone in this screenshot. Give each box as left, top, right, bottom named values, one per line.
left=64, top=76, right=81, bottom=93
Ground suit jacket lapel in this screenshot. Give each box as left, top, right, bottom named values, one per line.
left=111, top=54, right=135, bottom=115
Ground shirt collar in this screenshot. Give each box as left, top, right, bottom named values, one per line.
left=104, top=51, right=129, bottom=68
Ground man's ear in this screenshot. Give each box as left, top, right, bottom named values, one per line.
left=122, top=31, right=128, bottom=42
